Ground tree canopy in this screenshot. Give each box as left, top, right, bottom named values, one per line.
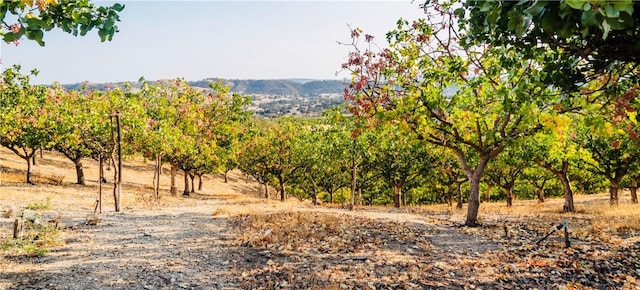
left=0, top=0, right=124, bottom=45
left=461, top=0, right=640, bottom=89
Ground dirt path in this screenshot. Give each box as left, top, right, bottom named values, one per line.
left=2, top=203, right=235, bottom=289
left=1, top=186, right=502, bottom=290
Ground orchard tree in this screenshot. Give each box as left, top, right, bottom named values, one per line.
left=308, top=120, right=350, bottom=204
left=1, top=0, right=124, bottom=45
left=370, top=122, right=434, bottom=208
left=485, top=145, right=528, bottom=207
left=0, top=66, right=52, bottom=184
left=572, top=72, right=640, bottom=205
left=343, top=4, right=558, bottom=225
left=626, top=173, right=640, bottom=204
left=526, top=113, right=586, bottom=213
left=289, top=120, right=326, bottom=205
left=435, top=155, right=467, bottom=207
left=238, top=120, right=275, bottom=199
left=577, top=121, right=640, bottom=206
left=521, top=164, right=555, bottom=203
left=47, top=87, right=94, bottom=185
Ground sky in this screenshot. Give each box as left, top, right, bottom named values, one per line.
left=0, top=1, right=426, bottom=85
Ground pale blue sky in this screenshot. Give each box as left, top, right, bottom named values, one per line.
left=1, top=1, right=425, bottom=84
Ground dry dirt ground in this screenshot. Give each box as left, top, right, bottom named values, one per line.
left=1, top=148, right=639, bottom=289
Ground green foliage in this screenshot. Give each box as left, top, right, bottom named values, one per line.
left=342, top=4, right=564, bottom=224
left=0, top=65, right=53, bottom=183
left=0, top=0, right=124, bottom=45
left=1, top=214, right=60, bottom=257
left=463, top=0, right=640, bottom=89
left=26, top=196, right=52, bottom=211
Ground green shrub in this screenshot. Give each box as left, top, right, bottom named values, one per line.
left=26, top=196, right=52, bottom=211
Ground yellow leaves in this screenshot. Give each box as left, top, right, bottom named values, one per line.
left=36, top=0, right=54, bottom=11
left=540, top=114, right=570, bottom=134
left=19, top=0, right=55, bottom=10
left=626, top=110, right=637, bottom=125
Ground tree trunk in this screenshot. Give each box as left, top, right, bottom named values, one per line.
left=555, top=162, right=575, bottom=213
left=25, top=156, right=34, bottom=185
left=279, top=176, right=285, bottom=202
left=537, top=188, right=545, bottom=203
left=183, top=170, right=191, bottom=196
left=631, top=177, right=639, bottom=204
left=609, top=180, right=620, bottom=206
left=170, top=163, right=178, bottom=196
left=189, top=173, right=195, bottom=193
left=153, top=155, right=161, bottom=203
left=310, top=175, right=319, bottom=206
left=358, top=188, right=363, bottom=206
left=456, top=181, right=463, bottom=209
left=506, top=187, right=513, bottom=207
left=465, top=173, right=482, bottom=226
left=264, top=183, right=269, bottom=199
left=393, top=183, right=401, bottom=208
left=224, top=171, right=229, bottom=183
left=198, top=174, right=203, bottom=191
left=32, top=154, right=37, bottom=166
left=446, top=184, right=454, bottom=206
left=350, top=157, right=357, bottom=209
left=464, top=155, right=493, bottom=227
left=329, top=191, right=334, bottom=204
left=485, top=183, right=493, bottom=202
left=74, top=158, right=85, bottom=185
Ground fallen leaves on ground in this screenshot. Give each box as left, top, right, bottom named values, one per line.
left=227, top=211, right=640, bottom=289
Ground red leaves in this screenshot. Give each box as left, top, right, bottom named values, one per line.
left=364, top=34, right=374, bottom=42
left=611, top=139, right=621, bottom=149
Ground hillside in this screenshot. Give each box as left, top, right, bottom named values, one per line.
left=1, top=147, right=639, bottom=289
left=61, top=79, right=345, bottom=97
left=60, top=78, right=346, bottom=117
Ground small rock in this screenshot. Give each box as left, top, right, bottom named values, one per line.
left=531, top=267, right=542, bottom=273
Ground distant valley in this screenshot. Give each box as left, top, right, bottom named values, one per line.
left=61, top=78, right=347, bottom=117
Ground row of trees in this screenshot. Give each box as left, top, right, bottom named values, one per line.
left=0, top=66, right=249, bottom=207
left=0, top=59, right=636, bottom=222
left=236, top=109, right=637, bottom=210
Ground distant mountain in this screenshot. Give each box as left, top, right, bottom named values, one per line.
left=61, top=78, right=346, bottom=96
left=59, top=78, right=347, bottom=117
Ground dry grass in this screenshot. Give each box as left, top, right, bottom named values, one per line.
left=589, top=203, right=640, bottom=235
